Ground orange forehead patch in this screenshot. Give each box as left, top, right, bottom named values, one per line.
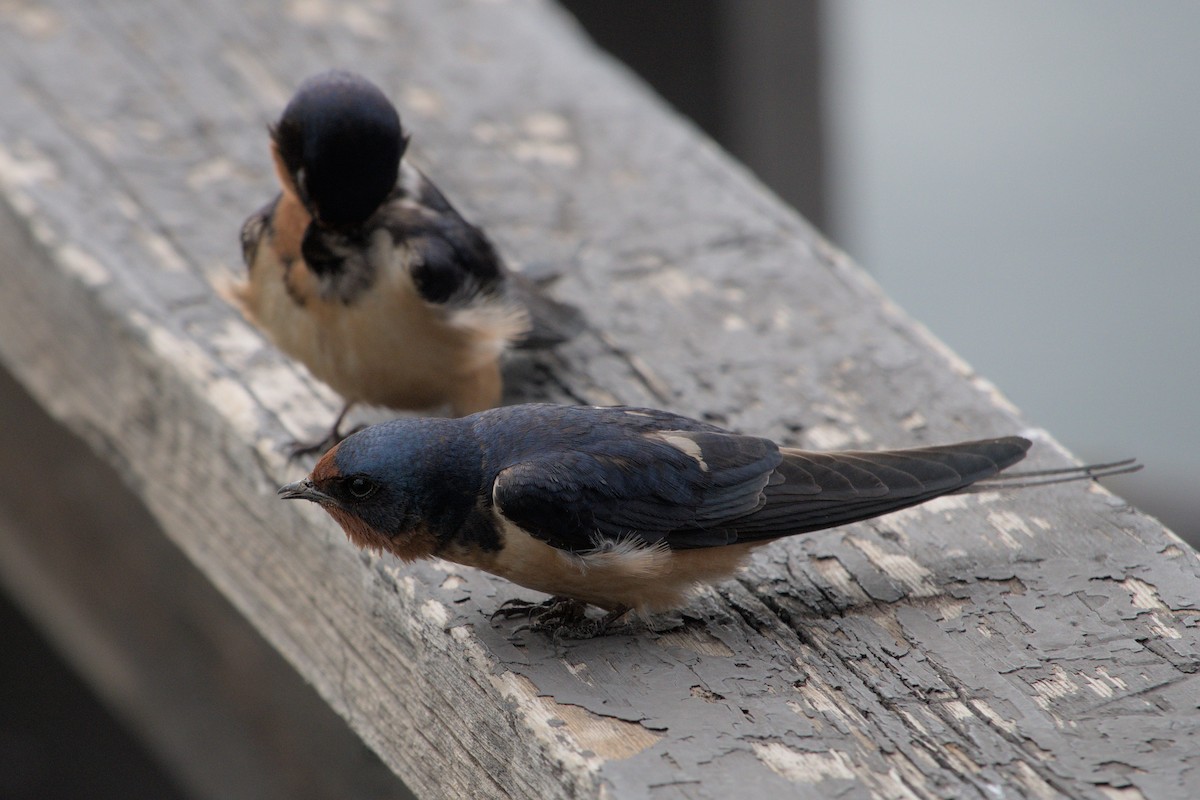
left=309, top=441, right=343, bottom=484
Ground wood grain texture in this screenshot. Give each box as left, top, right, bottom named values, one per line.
left=0, top=1, right=1195, bottom=798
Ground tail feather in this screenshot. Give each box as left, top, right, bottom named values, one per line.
left=506, top=270, right=585, bottom=349
left=957, top=457, right=1142, bottom=492
left=725, top=437, right=1032, bottom=540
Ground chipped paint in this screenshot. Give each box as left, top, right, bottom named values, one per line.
left=493, top=672, right=660, bottom=762
left=943, top=700, right=974, bottom=720
left=804, top=423, right=869, bottom=450
left=1029, top=665, right=1080, bottom=712
left=810, top=557, right=871, bottom=605
left=1124, top=577, right=1170, bottom=611
left=656, top=626, right=735, bottom=658
left=58, top=244, right=110, bottom=287
left=849, top=537, right=938, bottom=597
left=753, top=742, right=856, bottom=783
left=137, top=228, right=190, bottom=273
left=420, top=598, right=450, bottom=627
left=971, top=700, right=1017, bottom=735
left=0, top=140, right=59, bottom=187
left=987, top=510, right=1037, bottom=543
left=638, top=266, right=714, bottom=304
left=1012, top=760, right=1062, bottom=800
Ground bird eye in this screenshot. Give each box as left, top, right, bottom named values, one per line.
left=346, top=476, right=377, bottom=499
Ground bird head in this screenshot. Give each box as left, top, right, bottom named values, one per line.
left=270, top=70, right=408, bottom=232
left=277, top=419, right=462, bottom=561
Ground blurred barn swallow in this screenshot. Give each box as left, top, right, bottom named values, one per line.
left=232, top=70, right=582, bottom=454
left=277, top=403, right=1140, bottom=636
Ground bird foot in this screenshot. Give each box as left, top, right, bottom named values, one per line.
left=491, top=597, right=630, bottom=639
left=287, top=423, right=368, bottom=460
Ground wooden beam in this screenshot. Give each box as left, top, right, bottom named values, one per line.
left=0, top=0, right=1196, bottom=797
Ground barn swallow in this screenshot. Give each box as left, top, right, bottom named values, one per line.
left=277, top=403, right=1140, bottom=636
left=232, top=70, right=582, bottom=454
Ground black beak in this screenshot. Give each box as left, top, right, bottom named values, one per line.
left=278, top=479, right=330, bottom=503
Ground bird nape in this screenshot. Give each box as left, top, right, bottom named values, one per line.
left=230, top=70, right=583, bottom=458
left=276, top=403, right=1141, bottom=638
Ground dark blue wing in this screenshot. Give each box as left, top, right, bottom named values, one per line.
left=484, top=405, right=1031, bottom=553
left=485, top=406, right=783, bottom=553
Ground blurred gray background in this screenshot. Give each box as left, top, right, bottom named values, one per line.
left=563, top=0, right=1200, bottom=546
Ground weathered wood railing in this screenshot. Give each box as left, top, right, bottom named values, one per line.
left=1, top=1, right=1196, bottom=798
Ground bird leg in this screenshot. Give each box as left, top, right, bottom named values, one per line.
left=289, top=402, right=358, bottom=459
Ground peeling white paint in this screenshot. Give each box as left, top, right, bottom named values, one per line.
left=1123, top=577, right=1169, bottom=611
left=811, top=557, right=871, bottom=605
left=850, top=537, right=938, bottom=597
left=899, top=709, right=929, bottom=735
left=420, top=598, right=450, bottom=627
left=207, top=318, right=265, bottom=367
left=881, top=492, right=974, bottom=526
left=753, top=742, right=856, bottom=783
left=523, top=111, right=571, bottom=140
left=205, top=375, right=262, bottom=438
left=137, top=228, right=190, bottom=272
left=795, top=682, right=849, bottom=725
left=971, top=700, right=1017, bottom=734
left=639, top=266, right=713, bottom=304
left=492, top=671, right=658, bottom=764
left=1095, top=666, right=1127, bottom=691
left=0, top=140, right=59, bottom=186
left=513, top=140, right=580, bottom=167
left=562, top=659, right=592, bottom=682
left=987, top=510, right=1037, bottom=544
left=1147, top=613, right=1182, bottom=640
left=58, top=244, right=111, bottom=287
left=938, top=598, right=968, bottom=621
left=1081, top=671, right=1115, bottom=698
left=943, top=700, right=973, bottom=720
left=1098, top=785, right=1149, bottom=800
left=1012, top=760, right=1063, bottom=800
left=804, top=423, right=868, bottom=451
left=1030, top=664, right=1080, bottom=711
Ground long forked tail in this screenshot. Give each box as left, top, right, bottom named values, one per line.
left=730, top=437, right=1140, bottom=542
left=956, top=457, right=1142, bottom=493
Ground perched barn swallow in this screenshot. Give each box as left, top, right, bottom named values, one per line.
left=278, top=403, right=1140, bottom=635
left=232, top=70, right=581, bottom=454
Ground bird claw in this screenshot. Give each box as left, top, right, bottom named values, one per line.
left=288, top=433, right=342, bottom=460
left=491, top=597, right=629, bottom=639
left=287, top=423, right=368, bottom=460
